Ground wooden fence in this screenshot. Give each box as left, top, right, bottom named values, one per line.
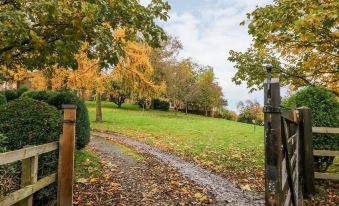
left=312, top=127, right=339, bottom=180
left=0, top=105, right=76, bottom=206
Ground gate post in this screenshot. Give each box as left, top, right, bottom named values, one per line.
left=298, top=107, right=315, bottom=197
left=264, top=65, right=283, bottom=205
left=57, top=105, right=76, bottom=206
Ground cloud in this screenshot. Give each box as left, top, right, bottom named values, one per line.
left=159, top=0, right=272, bottom=111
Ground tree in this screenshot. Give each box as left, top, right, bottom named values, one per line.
left=0, top=0, right=170, bottom=70
left=237, top=100, right=263, bottom=125
left=197, top=68, right=225, bottom=116
left=228, top=0, right=339, bottom=95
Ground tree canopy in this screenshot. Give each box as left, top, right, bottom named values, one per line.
left=0, top=0, right=170, bottom=70
left=228, top=0, right=338, bottom=95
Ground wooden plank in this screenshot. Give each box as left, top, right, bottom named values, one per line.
left=19, top=155, right=38, bottom=206
left=0, top=173, right=56, bottom=206
left=57, top=105, right=76, bottom=206
left=313, top=150, right=339, bottom=157
left=312, top=127, right=339, bottom=134
left=281, top=109, right=298, bottom=124
left=0, top=142, right=58, bottom=165
left=314, top=172, right=339, bottom=180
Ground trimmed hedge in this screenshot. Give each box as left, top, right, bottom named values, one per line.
left=21, top=90, right=55, bottom=102
left=46, top=92, right=90, bottom=149
left=284, top=86, right=339, bottom=171
left=0, top=93, right=6, bottom=105
left=1, top=90, right=17, bottom=101
left=16, top=86, right=30, bottom=97
left=21, top=90, right=91, bottom=149
left=0, top=98, right=62, bottom=203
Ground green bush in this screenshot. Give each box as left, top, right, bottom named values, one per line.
left=1, top=90, right=17, bottom=101
left=0, top=93, right=6, bottom=105
left=153, top=99, right=170, bottom=111
left=284, top=86, right=339, bottom=171
left=0, top=98, right=62, bottom=203
left=16, top=86, right=30, bottom=97
left=47, top=92, right=90, bottom=149
left=21, top=90, right=55, bottom=102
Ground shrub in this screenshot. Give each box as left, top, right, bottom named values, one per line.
left=0, top=98, right=62, bottom=203
left=218, top=109, right=237, bottom=121
left=284, top=86, right=339, bottom=171
left=0, top=93, right=6, bottom=106
left=16, top=86, right=30, bottom=97
left=153, top=99, right=170, bottom=111
left=21, top=90, right=55, bottom=102
left=1, top=90, right=17, bottom=101
left=47, top=92, right=90, bottom=149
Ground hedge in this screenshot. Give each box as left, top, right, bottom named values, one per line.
left=1, top=90, right=17, bottom=101
left=0, top=98, right=62, bottom=203
left=21, top=90, right=55, bottom=102
left=47, top=92, right=90, bottom=149
left=0, top=93, right=6, bottom=105
left=284, top=86, right=339, bottom=171
left=16, top=86, right=30, bottom=97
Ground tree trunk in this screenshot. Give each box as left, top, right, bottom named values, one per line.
left=47, top=78, right=52, bottom=90
left=185, top=102, right=188, bottom=115
left=205, top=108, right=208, bottom=116
left=96, top=92, right=103, bottom=122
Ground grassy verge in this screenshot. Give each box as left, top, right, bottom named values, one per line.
left=74, top=148, right=102, bottom=182
left=87, top=101, right=264, bottom=173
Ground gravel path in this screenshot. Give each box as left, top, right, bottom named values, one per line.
left=91, top=131, right=264, bottom=206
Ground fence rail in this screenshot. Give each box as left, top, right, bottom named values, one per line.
left=311, top=126, right=339, bottom=181
left=0, top=105, right=76, bottom=206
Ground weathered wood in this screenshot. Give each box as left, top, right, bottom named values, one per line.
left=264, top=78, right=283, bottom=205
left=57, top=105, right=76, bottom=206
left=314, top=172, right=339, bottom=180
left=312, top=127, right=339, bottom=134
left=0, top=173, right=56, bottom=206
left=0, top=142, right=58, bottom=165
left=313, top=150, right=339, bottom=157
left=298, top=107, right=315, bottom=197
left=19, top=152, right=38, bottom=206
left=281, top=109, right=298, bottom=124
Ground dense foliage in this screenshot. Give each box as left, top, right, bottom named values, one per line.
left=1, top=90, right=17, bottom=101
left=16, top=86, right=30, bottom=97
left=153, top=99, right=170, bottom=111
left=0, top=93, right=6, bottom=105
left=237, top=100, right=264, bottom=125
left=0, top=0, right=170, bottom=70
left=0, top=98, right=62, bottom=203
left=284, top=86, right=339, bottom=171
left=228, top=0, right=339, bottom=95
left=21, top=90, right=54, bottom=101
left=47, top=92, right=90, bottom=149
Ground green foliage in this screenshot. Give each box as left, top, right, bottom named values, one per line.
left=47, top=92, right=90, bottom=149
left=16, top=86, right=30, bottom=97
left=218, top=109, right=237, bottom=121
left=237, top=100, right=263, bottom=125
left=0, top=98, right=62, bottom=203
left=21, top=90, right=55, bottom=101
left=0, top=0, right=170, bottom=70
left=0, top=93, right=6, bottom=105
left=1, top=90, right=17, bottom=101
left=153, top=99, right=170, bottom=111
left=229, top=0, right=339, bottom=95
left=284, top=86, right=339, bottom=171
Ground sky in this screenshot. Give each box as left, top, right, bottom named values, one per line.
left=142, top=0, right=273, bottom=111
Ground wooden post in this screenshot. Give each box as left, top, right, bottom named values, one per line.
left=57, top=105, right=76, bottom=206
left=264, top=78, right=283, bottom=206
left=19, top=148, right=38, bottom=206
left=298, top=107, right=315, bottom=197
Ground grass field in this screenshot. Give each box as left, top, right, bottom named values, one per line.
left=86, top=101, right=264, bottom=174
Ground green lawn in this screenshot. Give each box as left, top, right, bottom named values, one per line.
left=86, top=101, right=264, bottom=173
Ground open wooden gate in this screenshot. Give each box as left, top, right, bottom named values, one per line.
left=263, top=65, right=303, bottom=206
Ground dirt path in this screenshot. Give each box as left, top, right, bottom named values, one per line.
left=91, top=131, right=264, bottom=206
left=74, top=136, right=216, bottom=205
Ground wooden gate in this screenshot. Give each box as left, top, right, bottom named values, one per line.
left=263, top=65, right=303, bottom=206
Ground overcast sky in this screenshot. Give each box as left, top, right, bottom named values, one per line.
left=142, top=0, right=272, bottom=111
